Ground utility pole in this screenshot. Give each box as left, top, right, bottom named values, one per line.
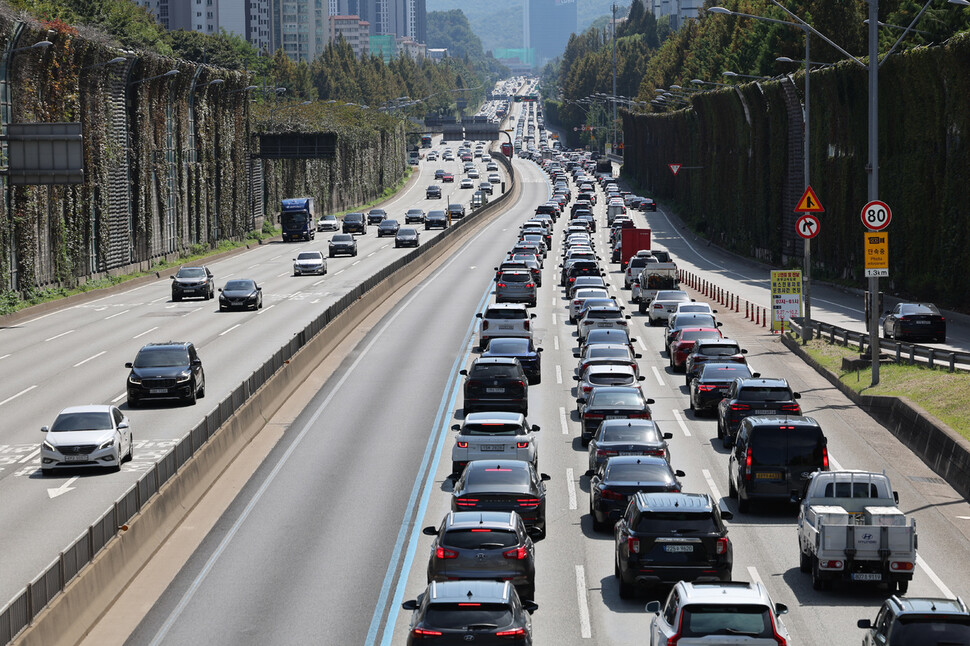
left=611, top=2, right=618, bottom=154
left=867, top=0, right=880, bottom=385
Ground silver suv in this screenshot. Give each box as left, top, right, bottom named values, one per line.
left=476, top=303, right=536, bottom=350
left=495, top=271, right=537, bottom=307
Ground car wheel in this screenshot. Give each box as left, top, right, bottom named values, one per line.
left=220, top=305, right=227, bottom=311
left=173, top=294, right=181, bottom=302
left=728, top=467, right=737, bottom=497
left=127, top=397, right=138, bottom=409
left=811, top=556, right=825, bottom=591
left=353, top=250, right=358, bottom=256
left=329, top=253, right=335, bottom=258
left=395, top=243, right=400, bottom=248
left=197, top=377, right=205, bottom=398
left=521, top=584, right=535, bottom=602
left=689, top=397, right=695, bottom=412
left=737, top=488, right=750, bottom=513
left=580, top=435, right=590, bottom=447
left=799, top=547, right=811, bottom=573
left=590, top=503, right=606, bottom=532
left=186, top=381, right=198, bottom=406
left=452, top=461, right=463, bottom=477
left=895, top=579, right=909, bottom=594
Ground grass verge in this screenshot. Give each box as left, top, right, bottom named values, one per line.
left=797, top=335, right=970, bottom=440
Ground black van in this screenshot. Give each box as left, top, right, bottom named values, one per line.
left=727, top=415, right=828, bottom=512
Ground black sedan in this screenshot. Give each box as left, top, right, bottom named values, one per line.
left=689, top=362, right=758, bottom=415
left=425, top=210, right=448, bottom=230
left=377, top=218, right=400, bottom=237
left=401, top=580, right=537, bottom=645
left=882, top=302, right=946, bottom=342
left=639, top=197, right=657, bottom=211
left=577, top=386, right=655, bottom=446
left=404, top=208, right=425, bottom=224
left=587, top=419, right=673, bottom=470
left=585, top=456, right=684, bottom=532
left=395, top=227, right=420, bottom=248
left=451, top=461, right=550, bottom=539
left=367, top=208, right=387, bottom=225
left=482, top=337, right=543, bottom=385
left=218, top=279, right=262, bottom=311
left=423, top=511, right=537, bottom=600
left=328, top=234, right=358, bottom=257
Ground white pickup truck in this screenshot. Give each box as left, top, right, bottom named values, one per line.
left=796, top=470, right=916, bottom=593
left=633, top=263, right=679, bottom=313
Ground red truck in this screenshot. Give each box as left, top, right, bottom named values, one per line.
left=620, top=227, right=652, bottom=270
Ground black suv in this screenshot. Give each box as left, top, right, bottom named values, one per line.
left=859, top=596, right=970, bottom=645
left=717, top=378, right=802, bottom=447
left=461, top=357, right=529, bottom=415
left=402, top=580, right=537, bottom=645
left=367, top=208, right=387, bottom=225
left=423, top=511, right=537, bottom=600
left=125, top=342, right=205, bottom=407
left=171, top=266, right=214, bottom=301
left=342, top=212, right=366, bottom=234
left=426, top=184, right=441, bottom=199
left=425, top=210, right=448, bottom=230
left=614, top=492, right=733, bottom=598
left=727, top=415, right=828, bottom=512
left=451, top=461, right=550, bottom=538
left=447, top=203, right=466, bottom=219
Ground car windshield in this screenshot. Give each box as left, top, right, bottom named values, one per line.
left=602, top=425, right=658, bottom=443
left=606, top=463, right=669, bottom=482
left=636, top=511, right=717, bottom=533
left=297, top=252, right=321, bottom=260
left=332, top=234, right=352, bottom=242
left=443, top=529, right=519, bottom=549
left=224, top=280, right=255, bottom=291
left=656, top=291, right=689, bottom=301
left=739, top=387, right=793, bottom=401
left=407, top=210, right=423, bottom=215
left=487, top=339, right=530, bottom=354
left=177, top=268, right=206, bottom=278
left=701, top=364, right=752, bottom=379
left=900, top=304, right=941, bottom=315
left=345, top=214, right=363, bottom=222
left=680, top=330, right=721, bottom=342
left=462, top=423, right=525, bottom=436
left=465, top=467, right=530, bottom=487
left=321, top=215, right=336, bottom=221
left=675, top=316, right=716, bottom=328
left=678, top=305, right=710, bottom=313
left=585, top=309, right=622, bottom=319
left=501, top=273, right=531, bottom=283
left=680, top=604, right=772, bottom=637
left=699, top=345, right=740, bottom=356
left=470, top=364, right=520, bottom=379
left=590, top=391, right=642, bottom=407
left=485, top=309, right=526, bottom=320
left=399, top=228, right=417, bottom=235
left=589, top=373, right=634, bottom=385
left=751, top=428, right=824, bottom=466
left=424, top=604, right=514, bottom=629
left=890, top=617, right=970, bottom=645
left=379, top=221, right=396, bottom=227
left=587, top=347, right=630, bottom=360
left=428, top=211, right=445, bottom=217
left=50, top=412, right=113, bottom=432
left=133, top=348, right=189, bottom=368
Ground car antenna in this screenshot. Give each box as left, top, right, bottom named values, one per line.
left=467, top=590, right=474, bottom=600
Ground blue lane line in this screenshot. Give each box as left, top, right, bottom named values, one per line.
left=365, top=280, right=494, bottom=646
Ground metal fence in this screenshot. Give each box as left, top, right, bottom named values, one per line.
left=0, top=156, right=516, bottom=644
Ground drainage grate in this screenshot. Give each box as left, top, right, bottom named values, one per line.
left=909, top=475, right=947, bottom=485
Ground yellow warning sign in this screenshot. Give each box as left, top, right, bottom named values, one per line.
left=864, top=232, right=889, bottom=277
left=795, top=185, right=824, bottom=213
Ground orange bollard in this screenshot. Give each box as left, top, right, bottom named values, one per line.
left=746, top=302, right=750, bottom=319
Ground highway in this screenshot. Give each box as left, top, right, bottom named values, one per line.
left=0, top=133, right=511, bottom=607
left=116, top=114, right=970, bottom=645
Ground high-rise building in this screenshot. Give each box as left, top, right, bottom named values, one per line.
left=139, top=0, right=271, bottom=52
left=329, top=15, right=371, bottom=58
left=524, top=0, right=577, bottom=69
left=645, top=0, right=703, bottom=30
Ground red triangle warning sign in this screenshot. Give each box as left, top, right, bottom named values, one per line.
left=795, top=185, right=824, bottom=213
left=668, top=163, right=682, bottom=176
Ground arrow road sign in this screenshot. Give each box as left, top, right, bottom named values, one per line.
left=47, top=476, right=79, bottom=499
left=796, top=214, right=821, bottom=239
left=795, top=185, right=824, bottom=213
left=668, top=163, right=682, bottom=176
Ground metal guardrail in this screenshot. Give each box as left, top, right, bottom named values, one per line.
left=789, top=318, right=970, bottom=374
left=0, top=157, right=517, bottom=644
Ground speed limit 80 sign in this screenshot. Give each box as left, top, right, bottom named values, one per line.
left=861, top=200, right=892, bottom=231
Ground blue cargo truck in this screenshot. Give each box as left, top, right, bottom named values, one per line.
left=280, top=197, right=316, bottom=242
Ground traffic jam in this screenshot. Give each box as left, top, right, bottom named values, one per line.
left=397, top=102, right=930, bottom=645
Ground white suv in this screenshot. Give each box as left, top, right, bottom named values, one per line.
left=646, top=581, right=790, bottom=645
left=476, top=303, right=536, bottom=350
left=450, top=412, right=540, bottom=476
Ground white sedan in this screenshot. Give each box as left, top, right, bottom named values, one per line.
left=647, top=290, right=692, bottom=326
left=459, top=178, right=474, bottom=189
left=40, top=405, right=133, bottom=473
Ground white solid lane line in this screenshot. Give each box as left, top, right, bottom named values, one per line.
left=45, top=330, right=75, bottom=342
left=917, top=554, right=956, bottom=598
left=702, top=468, right=723, bottom=502
left=747, top=566, right=764, bottom=588
left=651, top=366, right=665, bottom=386
left=0, top=385, right=37, bottom=407
left=672, top=409, right=692, bottom=437
left=74, top=351, right=107, bottom=368
left=104, top=309, right=130, bottom=320
left=219, top=324, right=241, bottom=336
left=133, top=326, right=159, bottom=339
left=575, top=565, right=592, bottom=639
left=560, top=407, right=569, bottom=435
left=566, top=468, right=577, bottom=510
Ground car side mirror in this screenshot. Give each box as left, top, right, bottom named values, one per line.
left=218, top=288, right=223, bottom=292
left=741, top=349, right=748, bottom=354
left=191, top=359, right=202, bottom=367
left=857, top=619, right=872, bottom=629
left=522, top=600, right=539, bottom=613
left=716, top=322, right=723, bottom=327
left=752, top=372, right=761, bottom=378
left=584, top=469, right=596, bottom=478
left=451, top=424, right=461, bottom=431
left=775, top=603, right=789, bottom=616
left=646, top=398, right=655, bottom=404
left=576, top=397, right=585, bottom=404
left=536, top=348, right=543, bottom=353
left=476, top=313, right=483, bottom=318
left=573, top=352, right=580, bottom=358
left=675, top=470, right=686, bottom=477
left=402, top=600, right=419, bottom=611
left=531, top=424, right=541, bottom=433
left=630, top=338, right=637, bottom=343
left=662, top=433, right=674, bottom=441
left=893, top=491, right=899, bottom=504
left=459, top=369, right=468, bottom=376
left=118, top=421, right=129, bottom=430
left=540, top=473, right=551, bottom=482
left=41, top=426, right=50, bottom=433
left=720, top=509, right=734, bottom=521
left=530, top=313, right=537, bottom=319
left=645, top=601, right=661, bottom=614
left=572, top=376, right=579, bottom=381
left=422, top=526, right=438, bottom=536
left=170, top=275, right=175, bottom=280
left=790, top=489, right=802, bottom=504
left=793, top=392, right=802, bottom=399
left=690, top=298, right=696, bottom=302
left=125, top=362, right=133, bottom=368
left=625, top=315, right=632, bottom=320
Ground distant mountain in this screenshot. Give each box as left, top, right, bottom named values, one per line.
left=427, top=0, right=626, bottom=54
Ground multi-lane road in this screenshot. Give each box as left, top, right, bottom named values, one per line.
left=9, top=98, right=970, bottom=646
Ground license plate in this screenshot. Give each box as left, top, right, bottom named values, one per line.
left=599, top=322, right=613, bottom=327
left=619, top=451, right=642, bottom=456
left=755, top=409, right=773, bottom=414
left=482, top=445, right=505, bottom=451
left=606, top=415, right=626, bottom=420
left=755, top=472, right=782, bottom=480
left=486, top=388, right=505, bottom=394
left=664, top=545, right=694, bottom=553
left=851, top=573, right=882, bottom=581
left=150, top=388, right=168, bottom=394
left=64, top=454, right=89, bottom=462
left=915, top=321, right=929, bottom=325
left=499, top=325, right=514, bottom=330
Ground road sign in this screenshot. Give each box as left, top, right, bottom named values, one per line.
left=861, top=200, right=892, bottom=231
left=864, top=231, right=889, bottom=277
left=795, top=185, right=824, bottom=213
left=668, top=163, right=681, bottom=176
left=796, top=214, right=821, bottom=239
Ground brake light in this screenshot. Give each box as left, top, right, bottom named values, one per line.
left=628, top=412, right=651, bottom=419
left=716, top=537, right=729, bottom=555
left=455, top=498, right=479, bottom=507
left=596, top=449, right=618, bottom=457
left=584, top=413, right=604, bottom=420
left=768, top=611, right=788, bottom=646
left=503, top=546, right=528, bottom=560
left=573, top=300, right=582, bottom=306
left=526, top=283, right=535, bottom=288
left=822, top=446, right=829, bottom=470
left=781, top=403, right=801, bottom=413
left=435, top=547, right=458, bottom=559
left=653, top=303, right=663, bottom=309
left=745, top=447, right=752, bottom=481
left=617, top=320, right=628, bottom=327
left=457, top=441, right=468, bottom=448
left=496, top=628, right=526, bottom=638
left=517, top=498, right=541, bottom=508
left=569, top=277, right=576, bottom=283
left=731, top=403, right=751, bottom=411
left=482, top=320, right=489, bottom=330
left=412, top=628, right=444, bottom=637
left=497, top=283, right=508, bottom=288
left=627, top=536, right=640, bottom=553
left=516, top=441, right=530, bottom=449
left=645, top=448, right=666, bottom=457
left=697, top=385, right=717, bottom=392
left=582, top=385, right=594, bottom=393
left=890, top=561, right=914, bottom=571
left=601, top=488, right=624, bottom=501
left=524, top=320, right=530, bottom=330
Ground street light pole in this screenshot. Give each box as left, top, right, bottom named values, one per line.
left=611, top=2, right=618, bottom=155
left=867, top=0, right=880, bottom=384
